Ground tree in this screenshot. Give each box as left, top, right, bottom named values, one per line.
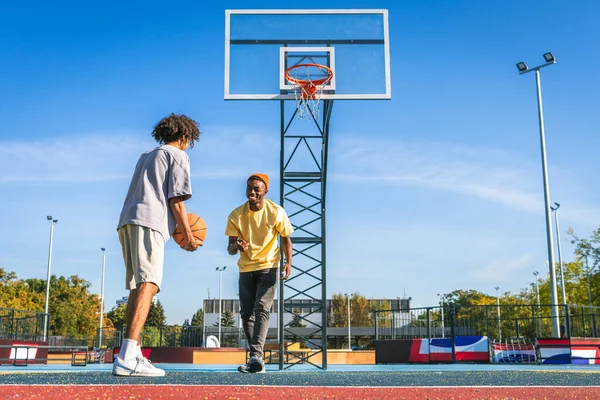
left=215, top=310, right=235, bottom=327
left=0, top=268, right=44, bottom=311
left=329, top=293, right=348, bottom=327
left=107, top=304, right=127, bottom=329
left=569, top=226, right=600, bottom=270
left=350, top=293, right=371, bottom=327
left=191, top=308, right=204, bottom=327
left=370, top=299, right=392, bottom=328
left=22, top=274, right=101, bottom=338
left=146, top=300, right=167, bottom=327
left=290, top=313, right=305, bottom=328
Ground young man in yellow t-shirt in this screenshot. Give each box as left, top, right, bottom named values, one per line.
left=225, top=173, right=293, bottom=373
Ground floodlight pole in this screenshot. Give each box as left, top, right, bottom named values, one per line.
left=517, top=54, right=560, bottom=337
left=495, top=286, right=501, bottom=340
left=551, top=203, right=568, bottom=332
left=43, top=216, right=57, bottom=341
left=438, top=293, right=445, bottom=338
left=586, top=256, right=593, bottom=307
left=585, top=255, right=597, bottom=336
left=346, top=293, right=351, bottom=350
left=98, top=248, right=106, bottom=348
left=533, top=271, right=541, bottom=336
left=216, top=266, right=226, bottom=346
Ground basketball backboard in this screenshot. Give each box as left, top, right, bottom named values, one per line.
left=224, top=9, right=391, bottom=101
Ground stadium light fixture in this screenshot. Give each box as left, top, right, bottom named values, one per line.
left=516, top=62, right=528, bottom=73
left=543, top=52, right=556, bottom=63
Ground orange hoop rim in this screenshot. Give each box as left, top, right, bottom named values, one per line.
left=285, top=63, right=334, bottom=87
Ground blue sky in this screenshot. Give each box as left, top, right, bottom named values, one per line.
left=1, top=0, right=599, bottom=325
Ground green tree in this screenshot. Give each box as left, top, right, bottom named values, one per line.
left=146, top=300, right=167, bottom=327
left=569, top=226, right=600, bottom=269
left=329, top=292, right=348, bottom=327
left=24, top=275, right=101, bottom=338
left=350, top=293, right=371, bottom=327
left=370, top=299, right=392, bottom=328
left=0, top=268, right=43, bottom=311
left=215, top=310, right=235, bottom=327
left=107, top=304, right=127, bottom=329
left=290, top=313, right=305, bottom=328
left=191, top=308, right=204, bottom=326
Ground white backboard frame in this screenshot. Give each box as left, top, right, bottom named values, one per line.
left=279, top=47, right=337, bottom=91
left=224, top=9, right=391, bottom=101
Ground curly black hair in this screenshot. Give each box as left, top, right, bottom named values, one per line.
left=152, top=113, right=201, bottom=148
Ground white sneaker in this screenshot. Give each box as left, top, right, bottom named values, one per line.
left=112, top=355, right=165, bottom=377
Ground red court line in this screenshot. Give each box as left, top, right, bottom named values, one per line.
left=3, top=385, right=600, bottom=399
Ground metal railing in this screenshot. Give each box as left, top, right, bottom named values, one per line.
left=374, top=303, right=600, bottom=341
left=0, top=307, right=48, bottom=342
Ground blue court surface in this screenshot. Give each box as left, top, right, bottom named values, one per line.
left=2, top=363, right=600, bottom=387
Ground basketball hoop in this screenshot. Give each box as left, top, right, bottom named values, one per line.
left=285, top=63, right=333, bottom=120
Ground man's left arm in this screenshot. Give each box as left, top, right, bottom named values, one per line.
left=280, top=235, right=292, bottom=280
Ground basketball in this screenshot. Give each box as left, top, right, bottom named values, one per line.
left=173, top=213, right=207, bottom=245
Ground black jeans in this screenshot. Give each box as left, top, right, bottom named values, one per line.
left=239, top=268, right=277, bottom=358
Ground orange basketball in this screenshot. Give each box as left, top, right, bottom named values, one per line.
left=173, top=213, right=207, bottom=246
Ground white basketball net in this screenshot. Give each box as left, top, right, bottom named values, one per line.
left=291, top=83, right=325, bottom=120
left=286, top=64, right=332, bottom=121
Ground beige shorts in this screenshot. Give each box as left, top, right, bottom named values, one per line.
left=118, top=224, right=165, bottom=292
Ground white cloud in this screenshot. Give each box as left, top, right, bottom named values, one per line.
left=0, top=132, right=147, bottom=184
left=2, top=127, right=597, bottom=228
left=471, top=254, right=534, bottom=283
left=0, top=125, right=280, bottom=184
left=331, top=136, right=543, bottom=212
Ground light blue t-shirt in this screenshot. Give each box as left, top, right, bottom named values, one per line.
left=117, top=145, right=192, bottom=241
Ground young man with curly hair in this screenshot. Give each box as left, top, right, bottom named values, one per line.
left=226, top=173, right=293, bottom=373
left=113, top=113, right=202, bottom=377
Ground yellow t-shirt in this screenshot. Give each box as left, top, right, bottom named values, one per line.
left=225, top=199, right=294, bottom=272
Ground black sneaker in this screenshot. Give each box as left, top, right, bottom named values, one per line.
left=238, top=363, right=251, bottom=373
left=248, top=355, right=265, bottom=373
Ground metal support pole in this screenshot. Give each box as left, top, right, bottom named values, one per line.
left=438, top=293, right=445, bottom=338
left=518, top=55, right=559, bottom=337
left=216, top=266, right=226, bottom=346
left=585, top=256, right=597, bottom=336
left=534, top=271, right=541, bottom=336
left=495, top=286, right=501, bottom=340
left=44, top=216, right=57, bottom=341
left=552, top=203, right=568, bottom=334
left=98, top=248, right=106, bottom=348
left=346, top=293, right=351, bottom=350
left=534, top=69, right=560, bottom=337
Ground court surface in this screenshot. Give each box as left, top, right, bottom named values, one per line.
left=2, top=363, right=600, bottom=399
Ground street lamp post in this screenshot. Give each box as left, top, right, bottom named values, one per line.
left=216, top=266, right=226, bottom=346
left=584, top=255, right=597, bottom=337
left=43, top=216, right=58, bottom=341
left=495, top=286, right=501, bottom=340
left=586, top=255, right=593, bottom=307
left=437, top=293, right=445, bottom=338
left=551, top=202, right=568, bottom=334
left=551, top=203, right=567, bottom=305
left=516, top=52, right=560, bottom=337
left=533, top=271, right=541, bottom=336
left=98, top=248, right=106, bottom=349
left=345, top=293, right=351, bottom=350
